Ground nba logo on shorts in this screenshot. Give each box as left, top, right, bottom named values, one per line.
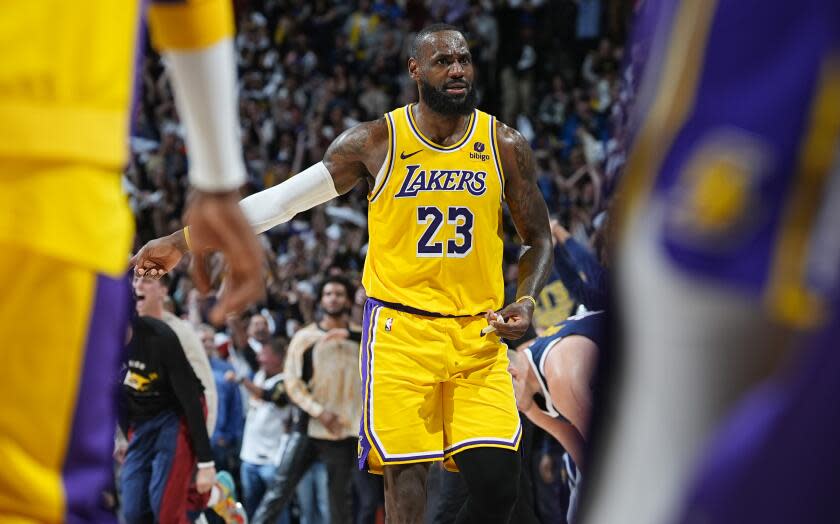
left=385, top=318, right=393, bottom=331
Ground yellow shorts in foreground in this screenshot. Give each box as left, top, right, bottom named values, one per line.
left=358, top=299, right=521, bottom=474
left=0, top=243, right=131, bottom=522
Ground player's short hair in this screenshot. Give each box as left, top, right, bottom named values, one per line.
left=410, top=23, right=464, bottom=59
left=317, top=275, right=355, bottom=303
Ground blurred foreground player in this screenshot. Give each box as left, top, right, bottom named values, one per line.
left=0, top=1, right=262, bottom=521
left=582, top=1, right=840, bottom=523
left=133, top=24, right=553, bottom=524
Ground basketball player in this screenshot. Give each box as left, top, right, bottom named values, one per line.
left=508, top=310, right=604, bottom=523
left=581, top=1, right=840, bottom=523
left=0, top=1, right=262, bottom=521
left=133, top=24, right=553, bottom=524
left=509, top=311, right=604, bottom=468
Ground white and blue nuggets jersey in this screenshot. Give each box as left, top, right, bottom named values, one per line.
left=525, top=310, right=606, bottom=419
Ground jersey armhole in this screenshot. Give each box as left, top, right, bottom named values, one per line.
left=489, top=116, right=506, bottom=201
left=368, top=112, right=396, bottom=203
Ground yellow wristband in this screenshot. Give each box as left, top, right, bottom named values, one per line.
left=516, top=295, right=537, bottom=308
left=183, top=226, right=193, bottom=251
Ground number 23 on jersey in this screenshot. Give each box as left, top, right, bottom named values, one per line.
left=417, top=206, right=474, bottom=257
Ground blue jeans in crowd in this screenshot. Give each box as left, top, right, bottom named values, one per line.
left=240, top=461, right=290, bottom=524
left=296, top=461, right=329, bottom=524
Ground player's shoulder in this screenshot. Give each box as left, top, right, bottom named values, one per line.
left=493, top=118, right=527, bottom=150
left=340, top=117, right=390, bottom=146
left=328, top=117, right=390, bottom=162
left=492, top=118, right=532, bottom=170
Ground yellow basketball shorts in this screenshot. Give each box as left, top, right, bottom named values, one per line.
left=358, top=298, right=522, bottom=474
left=0, top=242, right=131, bottom=523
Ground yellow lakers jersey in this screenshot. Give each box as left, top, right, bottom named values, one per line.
left=362, top=105, right=506, bottom=316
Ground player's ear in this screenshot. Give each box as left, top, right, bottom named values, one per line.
left=408, top=57, right=420, bottom=80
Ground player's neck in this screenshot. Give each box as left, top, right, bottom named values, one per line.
left=319, top=314, right=348, bottom=331
left=413, top=103, right=470, bottom=145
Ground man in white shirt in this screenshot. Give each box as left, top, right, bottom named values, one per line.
left=236, top=339, right=293, bottom=519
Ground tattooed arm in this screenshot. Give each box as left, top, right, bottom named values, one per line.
left=485, top=121, right=553, bottom=339
left=324, top=118, right=390, bottom=193
left=132, top=119, right=390, bottom=279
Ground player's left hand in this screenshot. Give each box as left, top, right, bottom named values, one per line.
left=486, top=299, right=534, bottom=340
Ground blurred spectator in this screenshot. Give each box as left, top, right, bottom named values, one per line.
left=120, top=315, right=215, bottom=523
left=248, top=311, right=273, bottom=354
left=199, top=324, right=245, bottom=478
left=575, top=0, right=603, bottom=58
left=255, top=276, right=366, bottom=524
left=235, top=338, right=294, bottom=522
left=538, top=75, right=569, bottom=131
left=134, top=275, right=217, bottom=438
left=344, top=0, right=382, bottom=61
left=358, top=75, right=390, bottom=120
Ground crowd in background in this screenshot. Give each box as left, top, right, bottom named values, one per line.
left=124, top=1, right=631, bottom=522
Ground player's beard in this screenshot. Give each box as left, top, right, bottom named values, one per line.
left=419, top=78, right=478, bottom=116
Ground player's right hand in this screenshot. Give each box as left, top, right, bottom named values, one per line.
left=131, top=231, right=187, bottom=279
left=184, top=190, right=265, bottom=324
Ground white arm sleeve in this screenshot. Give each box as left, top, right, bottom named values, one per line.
left=164, top=39, right=246, bottom=192
left=239, top=161, right=340, bottom=234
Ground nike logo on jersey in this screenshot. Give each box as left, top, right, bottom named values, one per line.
left=400, top=149, right=423, bottom=160
left=395, top=164, right=487, bottom=198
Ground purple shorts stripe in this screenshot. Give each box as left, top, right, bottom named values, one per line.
left=62, top=273, right=131, bottom=523
left=357, top=300, right=379, bottom=470
left=363, top=303, right=397, bottom=463
left=444, top=420, right=523, bottom=456
left=359, top=302, right=445, bottom=466
left=382, top=451, right=445, bottom=462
